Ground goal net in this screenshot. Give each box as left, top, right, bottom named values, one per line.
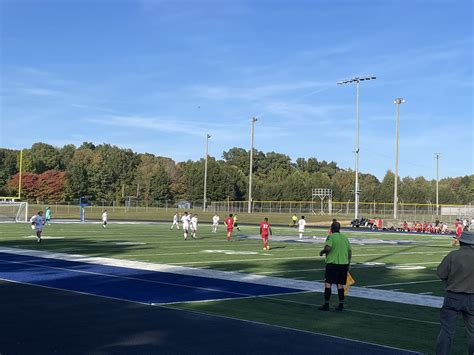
left=0, top=202, right=28, bottom=223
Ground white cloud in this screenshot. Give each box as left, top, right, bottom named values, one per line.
left=21, top=87, right=63, bottom=97
left=190, top=81, right=333, bottom=101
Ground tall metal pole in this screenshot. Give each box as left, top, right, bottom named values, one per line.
left=434, top=153, right=441, bottom=215
left=393, top=98, right=405, bottom=220
left=248, top=117, right=257, bottom=214
left=337, top=76, right=376, bottom=221
left=355, top=81, right=360, bottom=220
left=203, top=134, right=211, bottom=211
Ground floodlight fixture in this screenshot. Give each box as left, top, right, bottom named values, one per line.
left=337, top=75, right=377, bottom=220
left=248, top=117, right=258, bottom=213
left=393, top=97, right=405, bottom=219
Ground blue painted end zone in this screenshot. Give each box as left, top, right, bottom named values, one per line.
left=0, top=252, right=301, bottom=304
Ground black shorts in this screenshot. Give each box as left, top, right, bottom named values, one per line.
left=325, top=263, right=349, bottom=285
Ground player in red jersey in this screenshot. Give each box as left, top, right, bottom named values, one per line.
left=260, top=217, right=272, bottom=250
left=453, top=219, right=463, bottom=247
left=225, top=213, right=234, bottom=241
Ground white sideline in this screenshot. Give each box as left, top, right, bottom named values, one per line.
left=0, top=247, right=444, bottom=309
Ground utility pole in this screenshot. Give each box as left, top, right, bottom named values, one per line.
left=203, top=134, right=211, bottom=211
left=434, top=153, right=441, bottom=215
left=248, top=117, right=258, bottom=214
left=393, top=98, right=405, bottom=219
left=338, top=76, right=376, bottom=220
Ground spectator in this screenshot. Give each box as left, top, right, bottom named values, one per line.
left=436, top=226, right=474, bottom=354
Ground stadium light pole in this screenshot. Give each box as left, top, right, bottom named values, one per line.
left=393, top=98, right=405, bottom=220
left=248, top=117, right=258, bottom=214
left=434, top=153, right=441, bottom=215
left=337, top=76, right=376, bottom=220
left=203, top=134, right=211, bottom=211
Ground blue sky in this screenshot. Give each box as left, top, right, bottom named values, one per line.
left=1, top=0, right=472, bottom=180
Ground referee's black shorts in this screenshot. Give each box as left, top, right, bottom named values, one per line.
left=325, top=263, right=349, bottom=285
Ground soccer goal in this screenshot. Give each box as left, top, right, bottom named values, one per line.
left=0, top=201, right=29, bottom=223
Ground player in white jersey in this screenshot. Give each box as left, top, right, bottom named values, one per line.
left=212, top=214, right=220, bottom=233
left=181, top=212, right=191, bottom=240
left=190, top=214, right=198, bottom=239
left=102, top=210, right=108, bottom=228
left=30, top=211, right=45, bottom=243
left=298, top=216, right=306, bottom=239
left=170, top=212, right=180, bottom=230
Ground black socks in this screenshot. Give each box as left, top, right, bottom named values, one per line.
left=338, top=288, right=345, bottom=303
left=324, top=287, right=331, bottom=302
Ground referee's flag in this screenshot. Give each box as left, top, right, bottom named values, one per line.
left=344, top=272, right=355, bottom=295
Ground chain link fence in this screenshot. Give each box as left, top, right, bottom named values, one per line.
left=25, top=199, right=473, bottom=223
left=209, top=200, right=473, bottom=223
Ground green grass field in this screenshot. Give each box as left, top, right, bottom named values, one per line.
left=0, top=221, right=469, bottom=354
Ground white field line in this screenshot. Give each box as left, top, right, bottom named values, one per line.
left=154, top=290, right=312, bottom=306
left=258, top=296, right=440, bottom=326
left=0, top=277, right=153, bottom=307
left=256, top=261, right=443, bottom=275
left=0, top=247, right=444, bottom=309
left=168, top=250, right=449, bottom=265
left=364, top=280, right=441, bottom=288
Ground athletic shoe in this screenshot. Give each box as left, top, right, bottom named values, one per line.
left=37, top=238, right=41, bottom=243
left=335, top=304, right=344, bottom=312
left=267, top=246, right=270, bottom=250
left=318, top=304, right=330, bottom=311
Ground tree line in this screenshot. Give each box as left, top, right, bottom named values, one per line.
left=0, top=142, right=472, bottom=205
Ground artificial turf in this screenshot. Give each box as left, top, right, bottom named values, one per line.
left=0, top=221, right=468, bottom=354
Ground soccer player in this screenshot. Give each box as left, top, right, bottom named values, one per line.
left=298, top=216, right=306, bottom=239
left=225, top=214, right=234, bottom=241
left=170, top=212, right=180, bottom=230
left=45, top=207, right=52, bottom=225
left=181, top=212, right=191, bottom=240
left=290, top=214, right=298, bottom=227
left=102, top=210, right=108, bottom=228
left=190, top=214, right=198, bottom=239
left=30, top=211, right=45, bottom=243
left=260, top=217, right=272, bottom=251
left=233, top=214, right=241, bottom=232
left=453, top=219, right=463, bottom=247
left=212, top=214, right=220, bottom=233
left=319, top=220, right=352, bottom=312
left=377, top=218, right=383, bottom=230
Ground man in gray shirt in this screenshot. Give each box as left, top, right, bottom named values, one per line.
left=436, top=226, right=474, bottom=355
